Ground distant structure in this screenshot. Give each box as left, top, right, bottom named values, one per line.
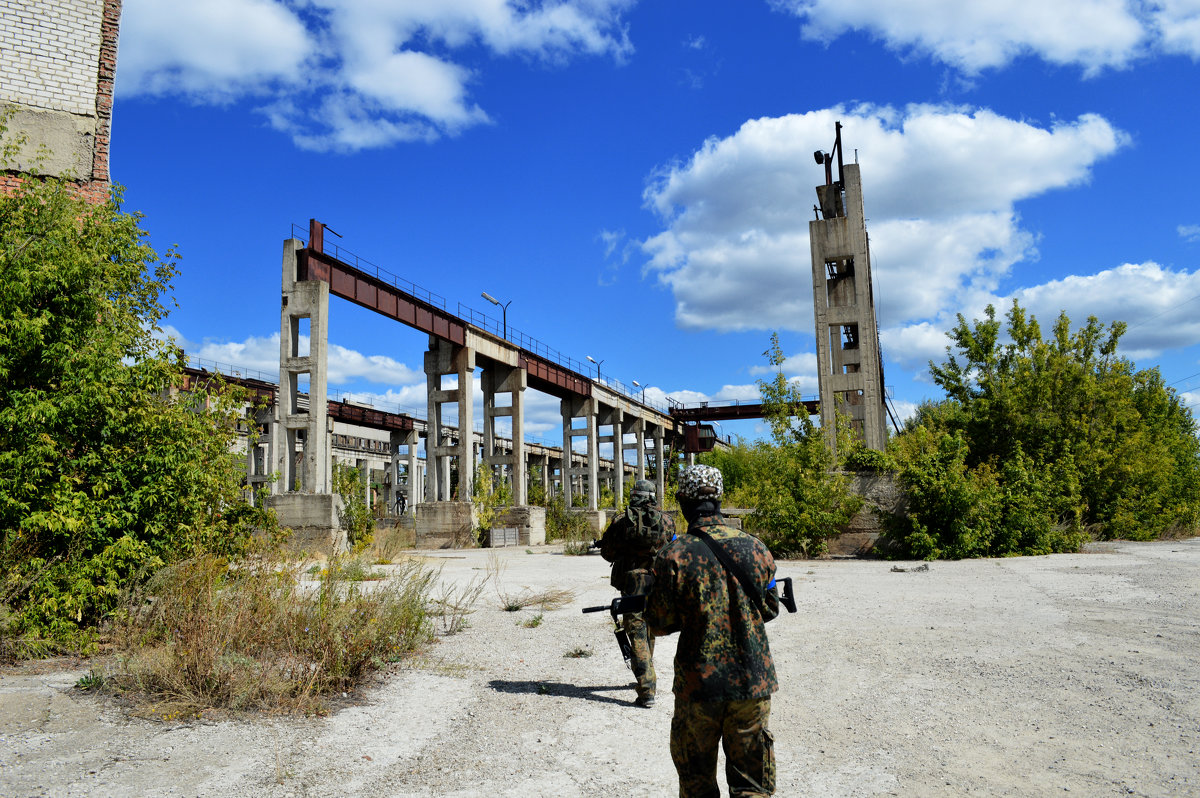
left=809, top=123, right=889, bottom=455
left=0, top=0, right=120, bottom=202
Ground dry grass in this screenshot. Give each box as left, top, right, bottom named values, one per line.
left=101, top=551, right=437, bottom=717
left=429, top=572, right=489, bottom=635
left=497, top=586, right=577, bottom=612
left=488, top=552, right=576, bottom=612
left=363, top=522, right=416, bottom=564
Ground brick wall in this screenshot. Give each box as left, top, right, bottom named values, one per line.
left=1, top=0, right=105, bottom=115
left=0, top=0, right=120, bottom=199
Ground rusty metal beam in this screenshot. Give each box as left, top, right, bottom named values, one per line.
left=518, top=353, right=591, bottom=398
left=298, top=248, right=466, bottom=346
left=670, top=400, right=818, bottom=423
left=327, top=400, right=414, bottom=432
left=298, top=243, right=594, bottom=401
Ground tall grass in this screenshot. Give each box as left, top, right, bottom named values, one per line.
left=105, top=552, right=436, bottom=716
left=545, top=496, right=593, bottom=554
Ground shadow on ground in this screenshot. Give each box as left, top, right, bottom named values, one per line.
left=487, top=679, right=637, bottom=706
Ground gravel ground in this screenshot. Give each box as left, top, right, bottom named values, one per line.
left=2, top=537, right=1199, bottom=797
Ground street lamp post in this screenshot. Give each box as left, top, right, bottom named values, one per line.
left=480, top=291, right=511, bottom=340
left=586, top=355, right=605, bottom=382
left=632, top=380, right=646, bottom=402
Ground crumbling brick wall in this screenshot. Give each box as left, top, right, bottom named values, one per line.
left=0, top=0, right=120, bottom=202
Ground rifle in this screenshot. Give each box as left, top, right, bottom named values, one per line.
left=775, top=577, right=797, bottom=614
left=581, top=594, right=645, bottom=668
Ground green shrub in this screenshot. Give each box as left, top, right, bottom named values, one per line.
left=0, top=162, right=274, bottom=658
left=545, top=495, right=592, bottom=554
left=884, top=300, right=1199, bottom=557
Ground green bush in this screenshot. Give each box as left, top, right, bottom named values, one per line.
left=719, top=334, right=863, bottom=558
left=333, top=462, right=374, bottom=551
left=0, top=164, right=274, bottom=658
left=545, top=495, right=592, bottom=554
left=884, top=300, right=1199, bottom=558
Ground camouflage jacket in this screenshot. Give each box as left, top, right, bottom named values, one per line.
left=600, top=506, right=676, bottom=594
left=644, top=514, right=779, bottom=702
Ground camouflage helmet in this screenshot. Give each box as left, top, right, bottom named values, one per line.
left=676, top=464, right=723, bottom=500
left=630, top=479, right=656, bottom=501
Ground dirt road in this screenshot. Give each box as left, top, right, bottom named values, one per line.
left=2, top=538, right=1198, bottom=797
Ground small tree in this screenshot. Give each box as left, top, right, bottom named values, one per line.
left=0, top=155, right=272, bottom=656
left=472, top=463, right=512, bottom=543
left=332, top=462, right=374, bottom=550
left=739, top=334, right=862, bottom=557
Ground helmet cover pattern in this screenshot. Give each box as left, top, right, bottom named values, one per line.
left=631, top=479, right=656, bottom=497
left=676, top=465, right=723, bottom=500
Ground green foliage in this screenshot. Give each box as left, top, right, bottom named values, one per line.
left=698, top=439, right=756, bottom=506
left=0, top=167, right=274, bottom=658
left=332, top=462, right=374, bottom=551
left=526, top=465, right=547, bottom=506
left=471, top=463, right=513, bottom=542
left=544, top=495, right=592, bottom=554
left=887, top=300, right=1200, bottom=558
left=732, top=334, right=863, bottom=557
left=841, top=443, right=894, bottom=473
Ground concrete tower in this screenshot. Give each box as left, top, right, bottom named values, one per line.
left=809, top=124, right=888, bottom=455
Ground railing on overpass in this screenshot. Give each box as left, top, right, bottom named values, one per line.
left=291, top=222, right=668, bottom=414
left=186, top=356, right=571, bottom=450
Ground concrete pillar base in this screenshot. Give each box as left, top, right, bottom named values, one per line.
left=268, top=493, right=347, bottom=556
left=415, top=502, right=479, bottom=549
left=494, top=506, right=547, bottom=546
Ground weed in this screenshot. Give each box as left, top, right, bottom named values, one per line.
left=103, top=550, right=437, bottom=716
left=430, top=570, right=489, bottom=636
left=519, top=614, right=544, bottom=628
left=545, top=496, right=593, bottom=554
left=325, top=557, right=387, bottom=582
left=564, top=646, right=593, bottom=658
left=75, top=669, right=104, bottom=691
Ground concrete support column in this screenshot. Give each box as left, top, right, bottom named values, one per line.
left=561, top=396, right=599, bottom=511
left=482, top=364, right=527, bottom=505
left=425, top=336, right=476, bottom=502
left=653, top=424, right=666, bottom=501
left=388, top=428, right=420, bottom=514
left=274, top=238, right=331, bottom=495
left=634, top=418, right=646, bottom=482
left=599, top=406, right=624, bottom=508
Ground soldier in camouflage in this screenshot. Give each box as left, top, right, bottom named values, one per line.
left=600, top=478, right=676, bottom=707
left=644, top=464, right=779, bottom=797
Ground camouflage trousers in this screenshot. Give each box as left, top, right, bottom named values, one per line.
left=670, top=696, right=774, bottom=798
left=622, top=610, right=656, bottom=699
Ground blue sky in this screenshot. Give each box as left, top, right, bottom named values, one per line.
left=113, top=0, right=1200, bottom=446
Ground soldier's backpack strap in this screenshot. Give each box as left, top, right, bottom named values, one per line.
left=689, top=527, right=770, bottom=619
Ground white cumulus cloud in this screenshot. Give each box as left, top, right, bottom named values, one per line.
left=768, top=0, right=1150, bottom=74
left=118, top=0, right=314, bottom=99
left=188, top=333, right=423, bottom=385
left=641, top=105, right=1127, bottom=335
left=118, top=0, right=634, bottom=151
